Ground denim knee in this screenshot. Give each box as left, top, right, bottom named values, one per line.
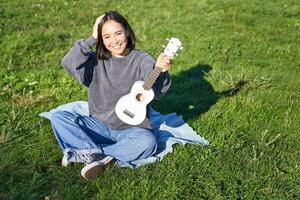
left=138, top=130, right=157, bottom=149
left=51, top=111, right=73, bottom=126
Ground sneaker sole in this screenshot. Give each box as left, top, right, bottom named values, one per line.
left=81, top=156, right=114, bottom=180
left=81, top=162, right=105, bottom=180
left=61, top=155, right=70, bottom=167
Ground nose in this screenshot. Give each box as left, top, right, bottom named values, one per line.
left=112, top=36, right=119, bottom=44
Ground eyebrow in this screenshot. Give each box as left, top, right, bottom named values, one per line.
left=102, top=30, right=123, bottom=37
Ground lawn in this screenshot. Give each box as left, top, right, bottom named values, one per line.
left=0, top=0, right=299, bottom=199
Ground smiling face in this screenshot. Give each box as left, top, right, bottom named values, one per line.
left=101, top=20, right=128, bottom=58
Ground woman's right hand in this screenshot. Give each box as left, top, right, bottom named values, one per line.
left=92, top=15, right=105, bottom=40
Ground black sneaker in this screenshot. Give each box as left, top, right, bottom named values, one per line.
left=81, top=153, right=106, bottom=164
left=80, top=155, right=114, bottom=181
left=62, top=153, right=105, bottom=167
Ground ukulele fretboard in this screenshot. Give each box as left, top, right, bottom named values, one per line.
left=143, top=67, right=163, bottom=90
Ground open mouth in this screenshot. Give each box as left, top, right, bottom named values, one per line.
left=112, top=44, right=122, bottom=50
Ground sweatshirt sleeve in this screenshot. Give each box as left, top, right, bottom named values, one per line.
left=140, top=54, right=172, bottom=100
left=61, top=36, right=98, bottom=87
left=153, top=71, right=171, bottom=100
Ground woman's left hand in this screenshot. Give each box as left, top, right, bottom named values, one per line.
left=155, top=53, right=174, bottom=72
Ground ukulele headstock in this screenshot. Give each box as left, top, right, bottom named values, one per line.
left=163, top=37, right=183, bottom=57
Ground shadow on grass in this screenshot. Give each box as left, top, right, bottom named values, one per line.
left=153, top=64, right=247, bottom=121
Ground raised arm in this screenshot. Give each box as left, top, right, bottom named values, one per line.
left=61, top=37, right=97, bottom=87
left=61, top=15, right=104, bottom=87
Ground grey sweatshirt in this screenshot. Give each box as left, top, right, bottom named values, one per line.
left=61, top=36, right=171, bottom=130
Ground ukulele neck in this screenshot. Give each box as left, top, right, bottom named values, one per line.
left=142, top=67, right=163, bottom=90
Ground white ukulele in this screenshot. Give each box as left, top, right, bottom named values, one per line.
left=115, top=37, right=183, bottom=125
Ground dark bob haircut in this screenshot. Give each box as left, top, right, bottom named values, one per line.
left=96, top=11, right=136, bottom=60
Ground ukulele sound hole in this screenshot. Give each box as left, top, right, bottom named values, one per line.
left=136, top=93, right=143, bottom=101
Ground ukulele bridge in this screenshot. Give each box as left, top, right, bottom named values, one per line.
left=123, top=109, right=135, bottom=119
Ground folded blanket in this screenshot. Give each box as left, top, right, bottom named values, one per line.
left=39, top=101, right=209, bottom=168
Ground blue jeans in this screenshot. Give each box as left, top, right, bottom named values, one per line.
left=50, top=111, right=157, bottom=164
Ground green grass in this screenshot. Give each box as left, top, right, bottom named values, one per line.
left=1, top=0, right=299, bottom=199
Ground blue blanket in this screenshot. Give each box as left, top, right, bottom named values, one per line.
left=39, top=101, right=209, bottom=168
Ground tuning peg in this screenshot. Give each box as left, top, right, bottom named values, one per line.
left=180, top=46, right=183, bottom=50
left=162, top=45, right=166, bottom=48
left=166, top=38, right=170, bottom=41
left=175, top=53, right=178, bottom=56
